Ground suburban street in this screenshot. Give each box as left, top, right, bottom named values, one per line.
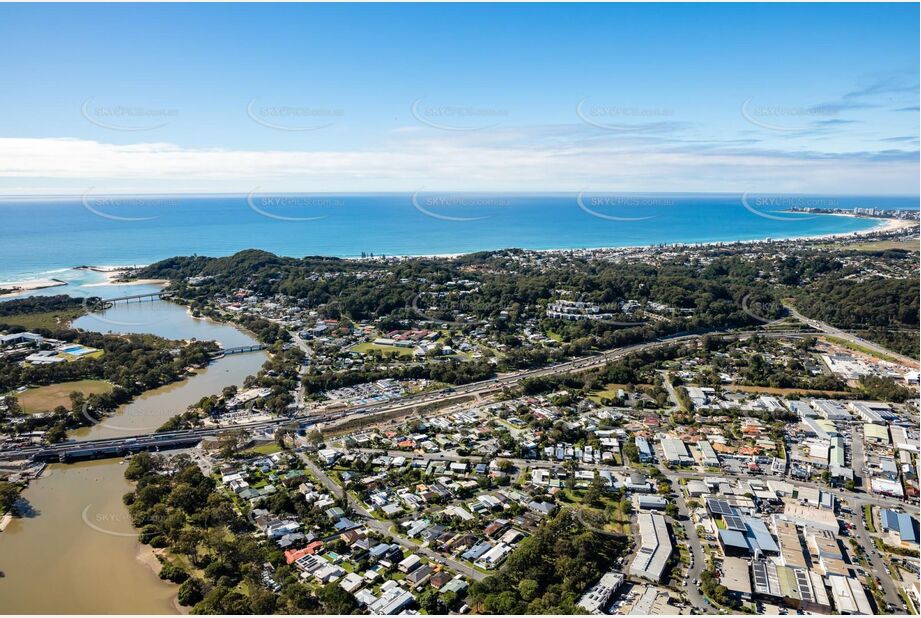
left=298, top=453, right=487, bottom=582
left=843, top=505, right=904, bottom=611
left=658, top=463, right=715, bottom=615
left=288, top=329, right=313, bottom=411
left=343, top=446, right=914, bottom=610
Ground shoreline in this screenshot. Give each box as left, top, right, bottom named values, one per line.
left=135, top=531, right=185, bottom=615
left=0, top=277, right=67, bottom=299
left=0, top=215, right=916, bottom=289
left=394, top=215, right=917, bottom=260
left=78, top=265, right=169, bottom=288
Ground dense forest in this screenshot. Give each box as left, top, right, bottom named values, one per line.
left=139, top=249, right=784, bottom=333
left=137, top=246, right=918, bottom=362
left=0, top=294, right=87, bottom=318
left=467, top=509, right=626, bottom=614
left=793, top=276, right=919, bottom=358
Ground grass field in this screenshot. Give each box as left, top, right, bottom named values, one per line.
left=0, top=308, right=86, bottom=330
left=350, top=342, right=415, bottom=357
left=864, top=504, right=876, bottom=533
left=848, top=239, right=920, bottom=253
left=823, top=335, right=898, bottom=363
left=589, top=382, right=654, bottom=402
left=243, top=443, right=283, bottom=456
left=16, top=379, right=113, bottom=413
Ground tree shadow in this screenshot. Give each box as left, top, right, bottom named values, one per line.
left=12, top=497, right=40, bottom=518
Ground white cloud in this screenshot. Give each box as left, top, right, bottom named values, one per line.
left=0, top=134, right=916, bottom=195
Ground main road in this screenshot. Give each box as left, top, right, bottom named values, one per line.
left=1, top=328, right=812, bottom=463
left=785, top=303, right=919, bottom=368
left=842, top=505, right=904, bottom=611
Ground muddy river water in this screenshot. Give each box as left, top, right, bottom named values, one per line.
left=0, top=287, right=266, bottom=613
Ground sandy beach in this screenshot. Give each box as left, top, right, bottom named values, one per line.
left=83, top=276, right=170, bottom=288
left=399, top=215, right=918, bottom=261
left=135, top=543, right=164, bottom=577
left=79, top=266, right=169, bottom=288
left=0, top=277, right=67, bottom=299
left=136, top=543, right=186, bottom=615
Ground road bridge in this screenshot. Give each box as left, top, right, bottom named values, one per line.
left=211, top=344, right=267, bottom=357
left=102, top=290, right=172, bottom=305
left=0, top=328, right=817, bottom=463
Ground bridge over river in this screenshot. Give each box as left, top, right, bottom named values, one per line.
left=213, top=344, right=267, bottom=356
left=0, top=328, right=825, bottom=464
left=102, top=290, right=173, bottom=305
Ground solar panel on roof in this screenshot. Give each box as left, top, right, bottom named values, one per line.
left=707, top=498, right=738, bottom=517
left=794, top=570, right=814, bottom=602
left=752, top=562, right=769, bottom=592
left=724, top=514, right=746, bottom=530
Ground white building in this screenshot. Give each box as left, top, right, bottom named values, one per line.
left=828, top=575, right=874, bottom=615
left=578, top=571, right=625, bottom=614
left=629, top=513, right=672, bottom=582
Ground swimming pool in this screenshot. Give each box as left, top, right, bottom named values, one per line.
left=60, top=345, right=94, bottom=356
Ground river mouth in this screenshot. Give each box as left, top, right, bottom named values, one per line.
left=0, top=287, right=267, bottom=613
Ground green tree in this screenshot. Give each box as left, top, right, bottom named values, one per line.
left=518, top=578, right=539, bottom=602
left=177, top=577, right=205, bottom=607
left=583, top=471, right=604, bottom=507
left=0, top=482, right=20, bottom=512
left=318, top=582, right=357, bottom=614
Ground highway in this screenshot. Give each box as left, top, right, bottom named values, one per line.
left=0, top=327, right=821, bottom=464
left=785, top=303, right=919, bottom=368
left=0, top=329, right=727, bottom=462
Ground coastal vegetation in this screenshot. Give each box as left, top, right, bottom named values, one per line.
left=0, top=480, right=20, bottom=512
left=136, top=245, right=918, bottom=371
left=792, top=277, right=919, bottom=358
left=0, top=294, right=88, bottom=330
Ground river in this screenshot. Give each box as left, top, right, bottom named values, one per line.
left=0, top=283, right=267, bottom=613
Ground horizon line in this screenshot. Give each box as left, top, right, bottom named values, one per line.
left=0, top=191, right=919, bottom=201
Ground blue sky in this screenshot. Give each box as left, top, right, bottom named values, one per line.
left=0, top=3, right=917, bottom=194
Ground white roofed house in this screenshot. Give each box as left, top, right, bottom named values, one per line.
left=369, top=585, right=415, bottom=615
left=660, top=437, right=694, bottom=466
left=697, top=440, right=720, bottom=468
left=397, top=553, right=422, bottom=573
left=339, top=572, right=364, bottom=594
left=475, top=542, right=513, bottom=569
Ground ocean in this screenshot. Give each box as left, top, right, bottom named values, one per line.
left=0, top=193, right=917, bottom=283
